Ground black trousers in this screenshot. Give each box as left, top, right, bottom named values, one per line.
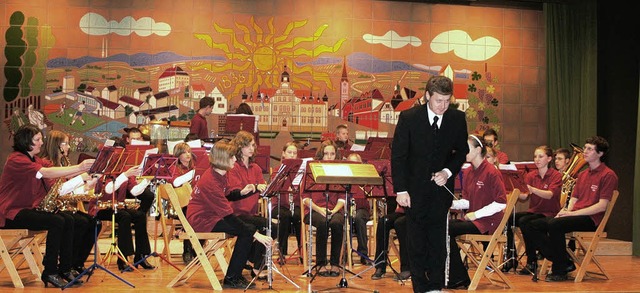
left=272, top=205, right=301, bottom=256
left=374, top=212, right=409, bottom=272
left=96, top=208, right=150, bottom=257
left=237, top=214, right=277, bottom=269
left=306, top=211, right=344, bottom=266
left=505, top=212, right=545, bottom=263
left=63, top=211, right=100, bottom=268
left=128, top=187, right=154, bottom=214
left=4, top=209, right=74, bottom=275
left=212, top=215, right=256, bottom=279
left=528, top=215, right=596, bottom=274
left=353, top=208, right=370, bottom=257
left=447, top=219, right=481, bottom=285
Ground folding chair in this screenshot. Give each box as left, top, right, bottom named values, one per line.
left=161, top=184, right=230, bottom=290
left=0, top=230, right=44, bottom=288
left=539, top=190, right=619, bottom=282
left=456, top=189, right=520, bottom=290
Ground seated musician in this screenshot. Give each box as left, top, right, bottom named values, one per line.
left=334, top=124, right=351, bottom=152
left=485, top=146, right=500, bottom=169
left=345, top=153, right=372, bottom=265
left=40, top=130, right=102, bottom=281
left=446, top=135, right=507, bottom=289
left=228, top=131, right=274, bottom=279
left=554, top=148, right=571, bottom=173
left=0, top=124, right=94, bottom=288
left=301, top=140, right=345, bottom=277
left=89, top=165, right=155, bottom=271
left=186, top=141, right=272, bottom=289
left=168, top=142, right=197, bottom=264
left=482, top=128, right=509, bottom=164
left=122, top=127, right=155, bottom=214
left=528, top=136, right=618, bottom=282
left=271, top=141, right=303, bottom=263
left=502, top=145, right=562, bottom=274
left=371, top=200, right=410, bottom=281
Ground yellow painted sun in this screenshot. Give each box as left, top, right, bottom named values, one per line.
left=193, top=17, right=346, bottom=96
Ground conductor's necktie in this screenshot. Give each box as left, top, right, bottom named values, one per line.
left=432, top=115, right=439, bottom=134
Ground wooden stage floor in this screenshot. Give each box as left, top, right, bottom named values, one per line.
left=3, top=253, right=639, bottom=292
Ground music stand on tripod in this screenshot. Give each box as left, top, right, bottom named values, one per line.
left=63, top=146, right=136, bottom=288
left=246, top=160, right=301, bottom=290
left=350, top=159, right=405, bottom=284
left=131, top=153, right=181, bottom=271
left=307, top=161, right=382, bottom=293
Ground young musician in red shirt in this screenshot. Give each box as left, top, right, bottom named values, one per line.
left=186, top=141, right=272, bottom=289
left=502, top=145, right=562, bottom=274
left=447, top=135, right=507, bottom=289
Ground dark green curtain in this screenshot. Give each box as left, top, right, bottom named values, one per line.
left=546, top=1, right=598, bottom=149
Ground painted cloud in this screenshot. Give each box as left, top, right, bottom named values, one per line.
left=363, top=30, right=422, bottom=49
left=79, top=12, right=171, bottom=36
left=430, top=30, right=501, bottom=61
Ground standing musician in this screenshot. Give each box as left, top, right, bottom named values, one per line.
left=89, top=165, right=155, bottom=271
left=228, top=131, right=272, bottom=279
left=391, top=75, right=468, bottom=293
left=502, top=145, right=562, bottom=274
left=271, top=141, right=303, bottom=262
left=447, top=135, right=507, bottom=289
left=301, top=140, right=345, bottom=277
left=528, top=136, right=618, bottom=282
left=39, top=130, right=101, bottom=280
left=0, top=124, right=94, bottom=288
left=186, top=141, right=272, bottom=289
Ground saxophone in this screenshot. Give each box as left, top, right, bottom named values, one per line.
left=36, top=155, right=71, bottom=213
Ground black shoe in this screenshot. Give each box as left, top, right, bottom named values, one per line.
left=60, top=271, right=84, bottom=285
left=117, top=258, right=133, bottom=272
left=519, top=262, right=537, bottom=275
left=360, top=257, right=368, bottom=265
left=371, top=268, right=385, bottom=280
left=445, top=279, right=470, bottom=289
left=545, top=273, right=568, bottom=282
left=393, top=270, right=411, bottom=281
left=223, top=276, right=256, bottom=289
left=136, top=259, right=156, bottom=270
left=501, top=259, right=518, bottom=272
left=75, top=266, right=92, bottom=277
left=565, top=262, right=576, bottom=273
left=41, top=274, right=69, bottom=288
left=250, top=269, right=268, bottom=280
left=182, top=251, right=195, bottom=264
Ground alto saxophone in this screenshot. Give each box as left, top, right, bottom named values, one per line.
left=36, top=154, right=72, bottom=213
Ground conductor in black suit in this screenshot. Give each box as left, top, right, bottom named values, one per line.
left=391, top=76, right=469, bottom=292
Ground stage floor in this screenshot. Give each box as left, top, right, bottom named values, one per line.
left=3, top=252, right=639, bottom=292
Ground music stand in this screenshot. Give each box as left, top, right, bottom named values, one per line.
left=132, top=154, right=181, bottom=271
left=307, top=161, right=381, bottom=293
left=246, top=160, right=301, bottom=290
left=364, top=137, right=393, bottom=160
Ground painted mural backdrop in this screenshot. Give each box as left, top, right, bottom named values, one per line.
left=1, top=1, right=544, bottom=158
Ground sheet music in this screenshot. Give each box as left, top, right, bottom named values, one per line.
left=130, top=139, right=151, bottom=146
left=499, top=163, right=517, bottom=170
left=104, top=139, right=115, bottom=147
left=186, top=139, right=202, bottom=149
left=167, top=140, right=181, bottom=154
left=350, top=144, right=365, bottom=151
left=139, top=148, right=159, bottom=169
left=322, top=164, right=354, bottom=176
left=292, top=158, right=312, bottom=186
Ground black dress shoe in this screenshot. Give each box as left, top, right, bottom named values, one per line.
left=371, top=268, right=385, bottom=280
left=41, top=274, right=69, bottom=288
left=117, top=259, right=133, bottom=272
left=565, top=262, right=576, bottom=273
left=545, top=273, right=568, bottom=282
left=223, top=276, right=256, bottom=289
left=445, top=279, right=470, bottom=289
left=136, top=258, right=156, bottom=270
left=60, top=271, right=84, bottom=285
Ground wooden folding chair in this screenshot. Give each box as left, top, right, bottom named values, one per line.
left=161, top=184, right=230, bottom=290
left=456, top=189, right=520, bottom=290
left=539, top=190, right=619, bottom=282
left=0, top=230, right=44, bottom=288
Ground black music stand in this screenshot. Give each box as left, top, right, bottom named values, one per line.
left=132, top=154, right=181, bottom=271
left=246, top=160, right=301, bottom=290
left=306, top=161, right=382, bottom=293
left=364, top=137, right=393, bottom=160
left=350, top=159, right=405, bottom=284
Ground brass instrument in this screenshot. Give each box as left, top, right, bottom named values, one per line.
left=96, top=199, right=141, bottom=210
left=560, top=143, right=587, bottom=208
left=36, top=155, right=72, bottom=213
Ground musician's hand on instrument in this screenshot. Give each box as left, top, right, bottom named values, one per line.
left=464, top=212, right=477, bottom=221
left=431, top=171, right=447, bottom=186
left=253, top=232, right=274, bottom=247
left=79, top=159, right=95, bottom=171
left=397, top=193, right=411, bottom=208
left=256, top=183, right=267, bottom=192
left=241, top=184, right=256, bottom=195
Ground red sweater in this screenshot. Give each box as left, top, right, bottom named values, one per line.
left=227, top=161, right=266, bottom=216
left=0, top=152, right=48, bottom=226
left=187, top=168, right=235, bottom=232
left=461, top=160, right=507, bottom=234
left=524, top=168, right=562, bottom=216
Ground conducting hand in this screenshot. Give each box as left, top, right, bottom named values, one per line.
left=431, top=171, right=447, bottom=186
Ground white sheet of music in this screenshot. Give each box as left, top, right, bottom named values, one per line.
left=292, top=158, right=312, bottom=186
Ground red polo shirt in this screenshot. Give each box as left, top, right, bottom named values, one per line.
left=227, top=161, right=266, bottom=216
left=187, top=168, right=235, bottom=232
left=0, top=152, right=48, bottom=227
left=462, top=160, right=507, bottom=234
left=571, top=163, right=618, bottom=226
left=189, top=113, right=208, bottom=140
left=524, top=168, right=562, bottom=216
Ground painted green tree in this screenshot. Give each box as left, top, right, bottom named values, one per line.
left=32, top=25, right=55, bottom=95
left=4, top=11, right=26, bottom=102
left=21, top=16, right=39, bottom=97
